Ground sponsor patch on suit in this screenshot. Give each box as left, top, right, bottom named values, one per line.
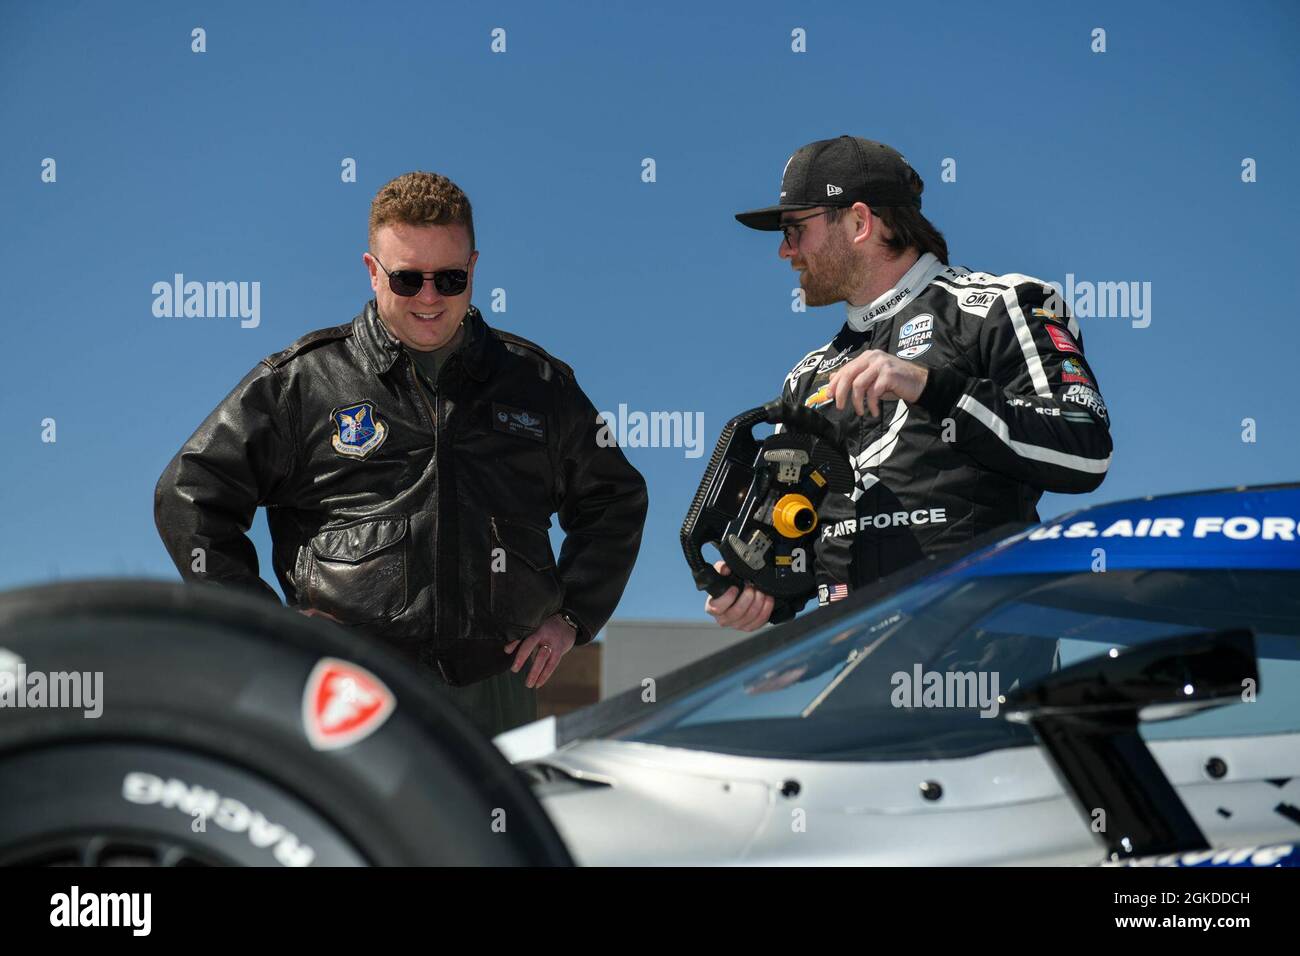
left=805, top=382, right=834, bottom=409
left=1046, top=325, right=1081, bottom=355
left=896, top=314, right=934, bottom=360
left=1060, top=358, right=1094, bottom=386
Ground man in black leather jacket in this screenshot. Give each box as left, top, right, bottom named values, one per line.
left=154, top=171, right=648, bottom=736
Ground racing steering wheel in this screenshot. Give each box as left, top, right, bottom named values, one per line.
left=681, top=399, right=855, bottom=621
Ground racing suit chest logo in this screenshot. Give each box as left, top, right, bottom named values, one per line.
left=896, top=314, right=935, bottom=360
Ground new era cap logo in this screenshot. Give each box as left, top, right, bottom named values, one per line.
left=827, top=184, right=843, bottom=197
left=302, top=658, right=396, bottom=751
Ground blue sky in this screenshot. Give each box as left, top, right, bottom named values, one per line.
left=2, top=0, right=1297, bottom=625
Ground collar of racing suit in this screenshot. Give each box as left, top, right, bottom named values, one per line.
left=844, top=251, right=948, bottom=332
left=353, top=299, right=494, bottom=382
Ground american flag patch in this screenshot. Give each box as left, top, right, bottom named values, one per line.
left=819, top=583, right=849, bottom=606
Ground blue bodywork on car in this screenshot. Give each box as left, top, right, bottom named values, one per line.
left=942, top=485, right=1300, bottom=579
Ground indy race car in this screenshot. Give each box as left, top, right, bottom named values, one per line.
left=1, top=484, right=1297, bottom=868
left=498, top=483, right=1300, bottom=866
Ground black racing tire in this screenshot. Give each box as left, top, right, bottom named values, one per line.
left=0, top=579, right=572, bottom=867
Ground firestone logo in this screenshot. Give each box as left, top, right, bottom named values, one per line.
left=302, top=658, right=396, bottom=751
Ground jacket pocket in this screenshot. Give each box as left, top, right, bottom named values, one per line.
left=489, top=516, right=561, bottom=634
left=305, top=515, right=409, bottom=624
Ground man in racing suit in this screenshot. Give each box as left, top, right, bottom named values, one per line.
left=707, top=136, right=1111, bottom=630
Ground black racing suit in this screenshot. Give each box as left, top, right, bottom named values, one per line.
left=779, top=252, right=1112, bottom=613
left=155, top=301, right=649, bottom=684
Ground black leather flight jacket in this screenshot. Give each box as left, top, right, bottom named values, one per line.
left=154, top=301, right=649, bottom=684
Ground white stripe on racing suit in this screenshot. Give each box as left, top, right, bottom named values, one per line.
left=777, top=253, right=1112, bottom=615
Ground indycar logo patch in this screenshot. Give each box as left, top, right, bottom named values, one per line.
left=1046, top=325, right=1081, bottom=355
left=330, top=402, right=388, bottom=459
left=1060, top=358, right=1094, bottom=386
left=896, top=314, right=934, bottom=360
left=302, top=658, right=396, bottom=751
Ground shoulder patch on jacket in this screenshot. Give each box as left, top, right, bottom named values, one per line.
left=263, top=324, right=353, bottom=369
left=994, top=273, right=1078, bottom=331
left=494, top=330, right=575, bottom=383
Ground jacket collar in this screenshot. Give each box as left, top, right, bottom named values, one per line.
left=456, top=305, right=495, bottom=381
left=354, top=300, right=495, bottom=382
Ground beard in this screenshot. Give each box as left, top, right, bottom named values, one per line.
left=798, top=227, right=859, bottom=307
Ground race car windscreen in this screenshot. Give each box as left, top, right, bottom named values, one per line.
left=607, top=569, right=1300, bottom=761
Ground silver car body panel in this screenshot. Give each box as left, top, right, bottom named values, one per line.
left=507, top=732, right=1300, bottom=865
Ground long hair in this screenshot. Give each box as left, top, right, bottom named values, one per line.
left=830, top=166, right=948, bottom=264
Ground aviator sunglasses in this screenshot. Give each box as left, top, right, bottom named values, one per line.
left=372, top=254, right=471, bottom=297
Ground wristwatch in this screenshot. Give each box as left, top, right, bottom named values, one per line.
left=557, top=610, right=582, bottom=640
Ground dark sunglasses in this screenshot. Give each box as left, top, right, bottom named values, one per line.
left=778, top=209, right=833, bottom=247
left=372, top=254, right=471, bottom=297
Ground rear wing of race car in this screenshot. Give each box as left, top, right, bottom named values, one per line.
left=1003, top=627, right=1257, bottom=861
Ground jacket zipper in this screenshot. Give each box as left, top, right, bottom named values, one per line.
left=408, top=358, right=441, bottom=638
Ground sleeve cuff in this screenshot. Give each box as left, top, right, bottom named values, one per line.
left=559, top=608, right=593, bottom=645
left=769, top=593, right=811, bottom=625
left=916, top=364, right=970, bottom=419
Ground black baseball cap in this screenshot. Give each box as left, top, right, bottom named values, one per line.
left=735, top=136, right=921, bottom=231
